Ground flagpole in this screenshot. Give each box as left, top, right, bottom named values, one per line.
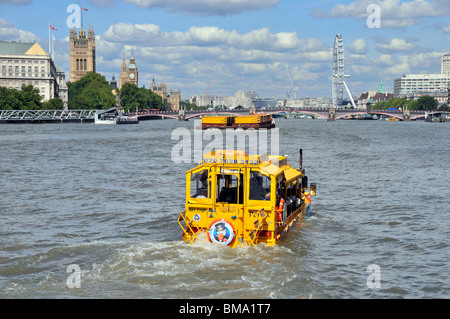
left=49, top=22, right=51, bottom=56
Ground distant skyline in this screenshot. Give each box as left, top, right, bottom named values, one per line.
left=1, top=0, right=450, bottom=99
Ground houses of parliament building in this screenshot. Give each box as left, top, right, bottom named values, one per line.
left=69, top=26, right=96, bottom=82
left=119, top=53, right=138, bottom=89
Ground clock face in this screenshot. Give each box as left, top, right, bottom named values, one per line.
left=129, top=73, right=135, bottom=79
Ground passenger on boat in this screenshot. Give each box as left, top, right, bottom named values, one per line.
left=218, top=187, right=229, bottom=202
left=194, top=188, right=207, bottom=198
left=192, top=171, right=208, bottom=198
left=249, top=175, right=266, bottom=200
left=302, top=192, right=311, bottom=218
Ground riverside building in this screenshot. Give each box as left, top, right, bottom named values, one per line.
left=69, top=26, right=96, bottom=82
left=0, top=41, right=68, bottom=108
left=151, top=78, right=181, bottom=111
left=118, top=53, right=138, bottom=89
left=393, top=73, right=450, bottom=103
left=442, top=53, right=450, bottom=76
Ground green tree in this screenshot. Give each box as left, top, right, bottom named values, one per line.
left=19, top=85, right=43, bottom=110
left=42, top=98, right=64, bottom=110
left=416, top=95, right=438, bottom=110
left=372, top=101, right=386, bottom=109
left=119, top=82, right=164, bottom=112
left=68, top=72, right=116, bottom=109
left=0, top=87, right=21, bottom=110
left=0, top=85, right=45, bottom=110
left=405, top=99, right=419, bottom=110
left=0, top=86, right=68, bottom=110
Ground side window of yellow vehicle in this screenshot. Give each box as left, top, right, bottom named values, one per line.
left=190, top=169, right=209, bottom=198
left=249, top=171, right=271, bottom=201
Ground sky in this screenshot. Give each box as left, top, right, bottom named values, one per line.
left=1, top=0, right=450, bottom=100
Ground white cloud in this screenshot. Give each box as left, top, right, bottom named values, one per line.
left=124, top=0, right=279, bottom=16
left=101, top=23, right=327, bottom=53
left=375, top=54, right=396, bottom=66
left=102, top=23, right=160, bottom=43
left=0, top=18, right=38, bottom=42
left=406, top=51, right=443, bottom=70
left=376, top=38, right=416, bottom=53
left=312, top=0, right=450, bottom=28
left=349, top=38, right=367, bottom=54
left=385, top=55, right=411, bottom=75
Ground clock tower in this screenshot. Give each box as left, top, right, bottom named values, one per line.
left=118, top=52, right=138, bottom=89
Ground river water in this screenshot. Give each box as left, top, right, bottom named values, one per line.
left=0, top=118, right=448, bottom=299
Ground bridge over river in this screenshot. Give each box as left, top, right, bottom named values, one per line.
left=135, top=107, right=430, bottom=122
left=0, top=107, right=442, bottom=123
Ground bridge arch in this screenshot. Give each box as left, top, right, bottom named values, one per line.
left=265, top=110, right=329, bottom=120
left=185, top=112, right=243, bottom=120
left=335, top=111, right=403, bottom=120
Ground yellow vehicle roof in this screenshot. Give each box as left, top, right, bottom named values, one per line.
left=195, top=150, right=301, bottom=180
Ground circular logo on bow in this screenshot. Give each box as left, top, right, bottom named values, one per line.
left=208, top=219, right=235, bottom=245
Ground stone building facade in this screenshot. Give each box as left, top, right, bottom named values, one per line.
left=0, top=41, right=68, bottom=108
left=118, top=53, right=138, bottom=89
left=69, top=26, right=96, bottom=82
left=151, top=78, right=181, bottom=111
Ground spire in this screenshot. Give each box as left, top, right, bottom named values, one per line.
left=79, top=27, right=86, bottom=38
left=121, top=54, right=127, bottom=72
left=128, top=50, right=137, bottom=70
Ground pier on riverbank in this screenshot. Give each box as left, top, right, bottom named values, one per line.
left=0, top=110, right=96, bottom=124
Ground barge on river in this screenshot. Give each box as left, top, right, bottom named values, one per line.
left=201, top=114, right=275, bottom=130
left=177, top=149, right=316, bottom=247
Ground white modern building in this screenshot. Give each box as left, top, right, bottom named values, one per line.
left=189, top=90, right=258, bottom=109
left=442, top=53, right=450, bottom=76
left=0, top=41, right=68, bottom=108
left=393, top=73, right=450, bottom=99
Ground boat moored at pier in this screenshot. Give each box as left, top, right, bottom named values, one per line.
left=94, top=108, right=139, bottom=125
left=177, top=149, right=316, bottom=247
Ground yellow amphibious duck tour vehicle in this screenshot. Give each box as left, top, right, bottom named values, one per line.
left=178, top=149, right=316, bottom=247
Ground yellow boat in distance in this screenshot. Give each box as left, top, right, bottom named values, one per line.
left=177, top=149, right=316, bottom=248
left=201, top=114, right=275, bottom=130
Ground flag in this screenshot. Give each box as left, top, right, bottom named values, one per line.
left=82, top=7, right=88, bottom=11
left=50, top=25, right=57, bottom=31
